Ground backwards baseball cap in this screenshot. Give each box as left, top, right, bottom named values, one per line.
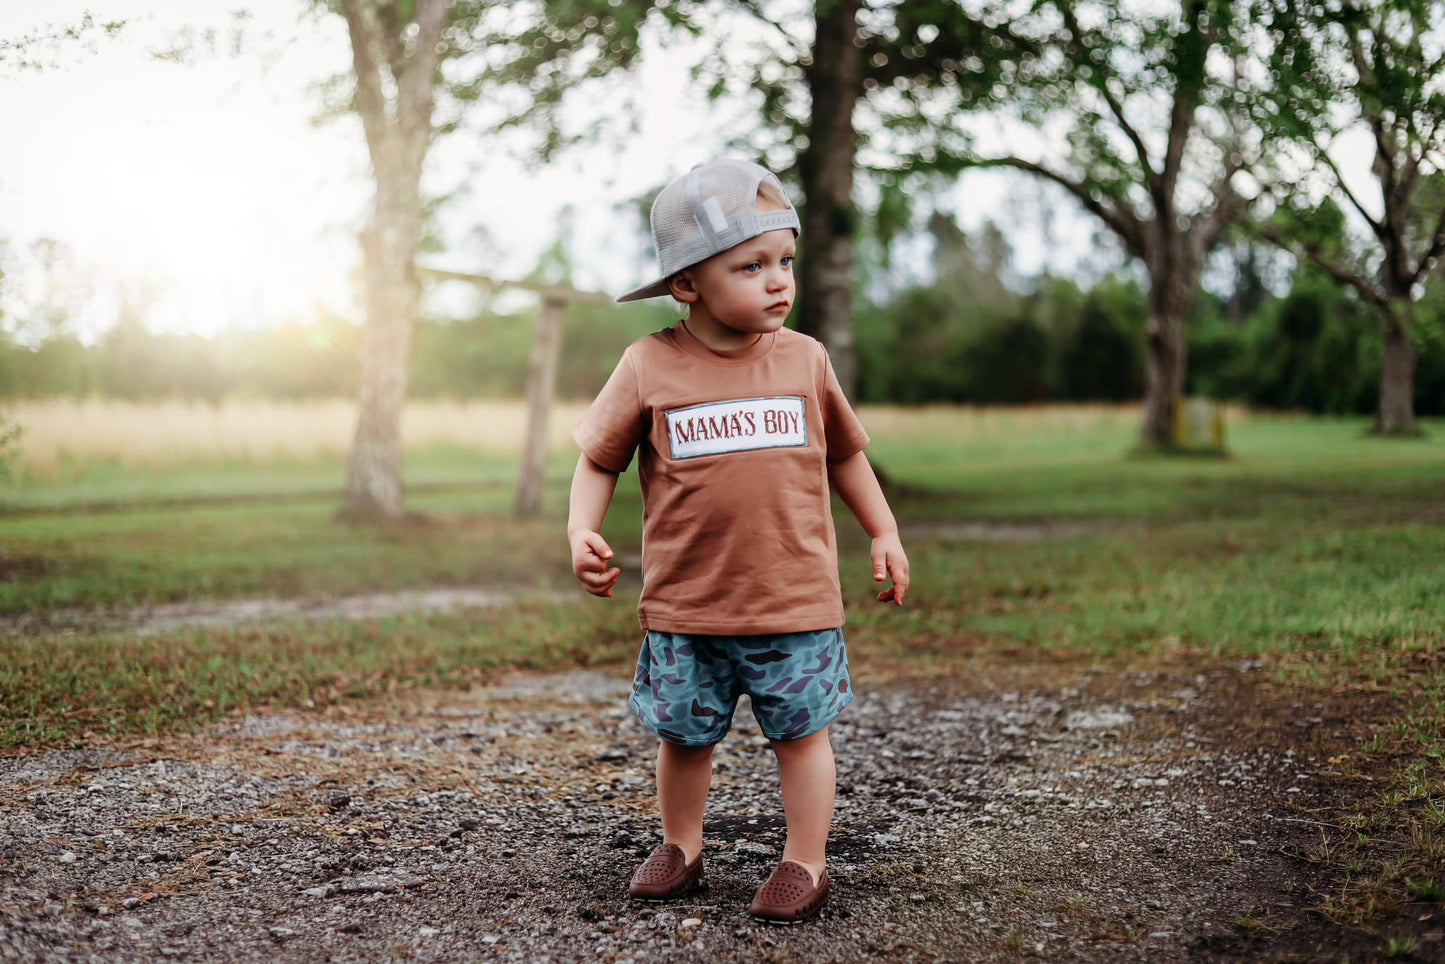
left=616, top=158, right=802, bottom=303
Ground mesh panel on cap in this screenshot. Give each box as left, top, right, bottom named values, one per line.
left=616, top=159, right=799, bottom=303
left=653, top=162, right=763, bottom=275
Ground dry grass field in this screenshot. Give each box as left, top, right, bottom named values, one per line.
left=5, top=398, right=1188, bottom=478
left=4, top=398, right=593, bottom=477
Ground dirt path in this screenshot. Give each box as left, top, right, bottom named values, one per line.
left=0, top=588, right=577, bottom=638
left=0, top=653, right=1384, bottom=962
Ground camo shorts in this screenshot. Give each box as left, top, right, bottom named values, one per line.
left=629, top=628, right=854, bottom=747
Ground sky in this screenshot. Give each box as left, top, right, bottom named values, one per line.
left=0, top=2, right=1377, bottom=344
left=0, top=1, right=752, bottom=341
left=0, top=0, right=1104, bottom=344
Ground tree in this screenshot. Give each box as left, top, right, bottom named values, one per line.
left=1253, top=0, right=1445, bottom=435
left=671, top=1, right=1251, bottom=436
left=944, top=0, right=1254, bottom=448
left=796, top=0, right=864, bottom=396
left=319, top=0, right=447, bottom=519
left=316, top=0, right=667, bottom=519
left=495, top=2, right=1020, bottom=400
left=722, top=3, right=1023, bottom=400
left=789, top=2, right=1017, bottom=398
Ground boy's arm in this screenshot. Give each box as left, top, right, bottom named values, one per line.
left=568, top=454, right=622, bottom=598
left=828, top=450, right=910, bottom=606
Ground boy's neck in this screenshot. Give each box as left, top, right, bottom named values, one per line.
left=683, top=315, right=764, bottom=353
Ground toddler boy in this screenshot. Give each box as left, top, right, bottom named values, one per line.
left=568, top=158, right=909, bottom=924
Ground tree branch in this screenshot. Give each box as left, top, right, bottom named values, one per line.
left=731, top=0, right=810, bottom=62
left=1255, top=222, right=1389, bottom=313
left=1198, top=156, right=1245, bottom=255
left=339, top=0, right=390, bottom=171
left=1311, top=137, right=1385, bottom=236
left=1409, top=202, right=1445, bottom=288
left=1058, top=6, right=1157, bottom=193
left=377, top=0, right=408, bottom=83
left=1158, top=94, right=1192, bottom=216
left=1160, top=3, right=1214, bottom=201
left=399, top=0, right=446, bottom=160
left=977, top=156, right=1144, bottom=257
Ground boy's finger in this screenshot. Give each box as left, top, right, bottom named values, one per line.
left=583, top=532, right=614, bottom=560
left=586, top=578, right=618, bottom=598
left=870, top=545, right=888, bottom=581
left=581, top=566, right=620, bottom=588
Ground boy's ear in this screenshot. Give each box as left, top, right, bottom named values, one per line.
left=667, top=271, right=701, bottom=303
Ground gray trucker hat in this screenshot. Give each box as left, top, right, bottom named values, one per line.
left=617, top=159, right=801, bottom=303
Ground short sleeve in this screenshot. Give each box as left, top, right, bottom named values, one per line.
left=819, top=343, right=869, bottom=462
left=574, top=348, right=645, bottom=473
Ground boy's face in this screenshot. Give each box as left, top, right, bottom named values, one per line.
left=669, top=197, right=796, bottom=349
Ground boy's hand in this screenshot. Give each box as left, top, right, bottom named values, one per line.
left=871, top=531, right=910, bottom=606
left=571, top=529, right=621, bottom=598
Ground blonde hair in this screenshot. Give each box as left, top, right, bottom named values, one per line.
left=755, top=180, right=789, bottom=211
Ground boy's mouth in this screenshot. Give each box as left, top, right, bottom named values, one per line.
left=766, top=300, right=791, bottom=312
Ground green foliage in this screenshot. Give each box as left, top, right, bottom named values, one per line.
left=413, top=0, right=706, bottom=159
left=855, top=218, right=1148, bottom=406
left=13, top=264, right=1445, bottom=415
left=1186, top=267, right=1445, bottom=415
left=0, top=12, right=126, bottom=72
left=409, top=299, right=672, bottom=401
left=1253, top=0, right=1445, bottom=319
left=1060, top=279, right=1148, bottom=402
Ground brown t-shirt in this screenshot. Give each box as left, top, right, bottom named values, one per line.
left=574, top=322, right=870, bottom=635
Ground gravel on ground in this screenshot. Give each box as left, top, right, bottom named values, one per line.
left=0, top=653, right=1397, bottom=962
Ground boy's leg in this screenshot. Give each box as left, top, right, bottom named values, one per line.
left=771, top=726, right=836, bottom=885
left=657, top=739, right=715, bottom=862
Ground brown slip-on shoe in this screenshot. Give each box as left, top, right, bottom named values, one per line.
left=748, top=860, right=830, bottom=924
left=627, top=843, right=704, bottom=901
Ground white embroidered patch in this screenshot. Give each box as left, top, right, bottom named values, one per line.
left=701, top=196, right=729, bottom=233
left=665, top=396, right=808, bottom=460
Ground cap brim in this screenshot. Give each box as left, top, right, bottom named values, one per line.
left=615, top=277, right=673, bottom=303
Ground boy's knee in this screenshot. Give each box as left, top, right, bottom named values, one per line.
left=660, top=738, right=717, bottom=760
left=769, top=726, right=831, bottom=755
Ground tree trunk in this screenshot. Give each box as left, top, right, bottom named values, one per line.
left=1141, top=312, right=1187, bottom=449
left=344, top=174, right=422, bottom=520
left=1139, top=236, right=1197, bottom=449
left=336, top=0, right=443, bottom=521
left=797, top=0, right=863, bottom=400
left=1375, top=302, right=1418, bottom=436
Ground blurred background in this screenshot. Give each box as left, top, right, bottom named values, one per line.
left=3, top=0, right=1442, bottom=507
left=2, top=1, right=1444, bottom=651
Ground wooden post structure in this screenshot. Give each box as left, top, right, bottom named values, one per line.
left=516, top=295, right=566, bottom=517
left=417, top=267, right=612, bottom=518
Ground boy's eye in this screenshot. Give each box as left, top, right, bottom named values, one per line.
left=781, top=255, right=793, bottom=268
left=743, top=262, right=761, bottom=273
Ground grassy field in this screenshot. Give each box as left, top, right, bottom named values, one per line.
left=3, top=401, right=1444, bottom=945
left=3, top=401, right=1442, bottom=732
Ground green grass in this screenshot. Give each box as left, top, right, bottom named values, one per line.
left=0, top=496, right=578, bottom=614
left=1, top=445, right=542, bottom=512
left=1, top=600, right=641, bottom=749
left=4, top=408, right=1444, bottom=945
left=3, top=411, right=1444, bottom=751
